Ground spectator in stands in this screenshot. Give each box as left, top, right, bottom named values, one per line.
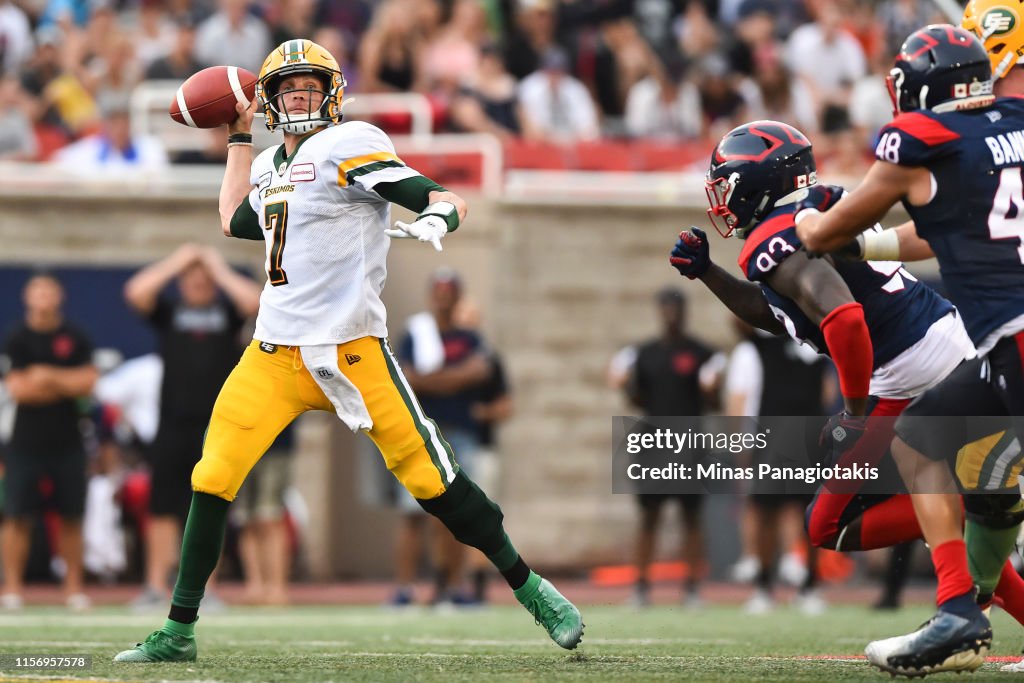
left=145, top=14, right=202, bottom=81
left=592, top=17, right=652, bottom=137
left=83, top=32, right=143, bottom=107
left=876, top=0, right=942, bottom=58
left=26, top=27, right=98, bottom=137
left=624, top=54, right=701, bottom=140
left=450, top=43, right=524, bottom=139
left=518, top=47, right=599, bottom=143
left=2, top=272, right=98, bottom=611
left=357, top=0, right=423, bottom=93
left=314, top=0, right=373, bottom=49
left=0, top=75, right=38, bottom=160
left=725, top=0, right=776, bottom=77
left=745, top=48, right=817, bottom=134
left=195, top=0, right=271, bottom=74
left=626, top=288, right=724, bottom=607
left=268, top=0, right=318, bottom=51
left=311, top=27, right=350, bottom=84
left=0, top=0, right=33, bottom=76
left=849, top=51, right=896, bottom=146
left=632, top=0, right=686, bottom=59
left=676, top=1, right=720, bottom=62
left=785, top=0, right=865, bottom=134
left=503, top=0, right=559, bottom=81
left=171, top=127, right=228, bottom=165
left=54, top=93, right=168, bottom=171
left=123, top=244, right=260, bottom=611
left=133, top=0, right=177, bottom=73
left=422, top=0, right=488, bottom=119
left=234, top=425, right=295, bottom=606
left=695, top=52, right=749, bottom=141
left=37, top=0, right=91, bottom=30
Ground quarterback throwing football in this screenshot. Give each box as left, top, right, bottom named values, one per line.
left=115, top=40, right=583, bottom=663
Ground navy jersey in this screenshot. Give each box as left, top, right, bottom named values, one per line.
left=738, top=206, right=953, bottom=367
left=876, top=98, right=1024, bottom=352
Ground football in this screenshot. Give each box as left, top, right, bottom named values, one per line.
left=169, top=65, right=258, bottom=129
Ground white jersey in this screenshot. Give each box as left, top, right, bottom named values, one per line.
left=245, top=121, right=420, bottom=346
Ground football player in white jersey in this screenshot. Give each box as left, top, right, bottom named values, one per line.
left=115, top=39, right=584, bottom=663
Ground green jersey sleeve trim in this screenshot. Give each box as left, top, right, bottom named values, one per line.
left=374, top=175, right=448, bottom=214
left=229, top=199, right=264, bottom=241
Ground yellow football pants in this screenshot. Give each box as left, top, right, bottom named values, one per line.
left=192, top=336, right=459, bottom=502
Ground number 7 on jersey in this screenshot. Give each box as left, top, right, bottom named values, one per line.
left=264, top=201, right=289, bottom=286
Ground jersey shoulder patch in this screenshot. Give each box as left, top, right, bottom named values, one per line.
left=876, top=111, right=960, bottom=167
left=738, top=210, right=802, bottom=281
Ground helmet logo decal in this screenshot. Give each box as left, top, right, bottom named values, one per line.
left=284, top=39, right=307, bottom=64
left=981, top=7, right=1017, bottom=38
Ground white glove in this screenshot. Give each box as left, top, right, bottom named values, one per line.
left=385, top=215, right=448, bottom=252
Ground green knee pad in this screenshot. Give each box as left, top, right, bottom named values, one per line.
left=417, top=471, right=517, bottom=569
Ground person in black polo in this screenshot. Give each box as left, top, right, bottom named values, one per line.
left=2, top=272, right=97, bottom=610
left=626, top=287, right=724, bottom=607
left=124, top=243, right=260, bottom=610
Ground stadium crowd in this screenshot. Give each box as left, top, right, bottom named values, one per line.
left=0, top=0, right=947, bottom=170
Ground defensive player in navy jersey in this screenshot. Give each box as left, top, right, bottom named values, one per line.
left=796, top=25, right=1024, bottom=677
left=671, top=115, right=1024, bottom=676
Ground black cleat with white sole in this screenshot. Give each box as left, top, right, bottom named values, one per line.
left=865, top=609, right=991, bottom=677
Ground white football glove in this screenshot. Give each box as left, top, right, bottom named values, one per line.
left=385, top=215, right=448, bottom=252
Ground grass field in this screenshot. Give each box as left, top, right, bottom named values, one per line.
left=0, top=603, right=1022, bottom=682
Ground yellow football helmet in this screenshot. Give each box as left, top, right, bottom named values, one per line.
left=962, top=0, right=1024, bottom=79
left=257, top=39, right=346, bottom=134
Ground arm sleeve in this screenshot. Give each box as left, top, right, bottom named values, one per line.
left=333, top=122, right=421, bottom=193
left=820, top=302, right=873, bottom=400
left=229, top=196, right=264, bottom=240
left=374, top=176, right=448, bottom=213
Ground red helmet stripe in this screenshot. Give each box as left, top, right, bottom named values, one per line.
left=715, top=124, right=809, bottom=163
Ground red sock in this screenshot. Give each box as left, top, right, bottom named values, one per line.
left=932, top=539, right=974, bottom=606
left=995, top=561, right=1024, bottom=626
left=858, top=495, right=922, bottom=550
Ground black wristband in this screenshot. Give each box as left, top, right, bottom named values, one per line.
left=228, top=133, right=253, bottom=144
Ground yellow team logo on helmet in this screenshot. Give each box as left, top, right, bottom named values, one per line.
left=257, top=39, right=346, bottom=134
left=963, top=0, right=1024, bottom=79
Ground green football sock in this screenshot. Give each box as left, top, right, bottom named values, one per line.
left=170, top=492, right=230, bottom=616
left=965, top=519, right=1020, bottom=595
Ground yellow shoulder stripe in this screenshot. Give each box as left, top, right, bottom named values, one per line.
left=337, top=151, right=404, bottom=186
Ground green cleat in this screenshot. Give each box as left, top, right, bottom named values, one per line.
left=514, top=571, right=584, bottom=649
left=114, top=628, right=197, bottom=663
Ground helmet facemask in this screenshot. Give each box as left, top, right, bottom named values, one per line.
left=261, top=68, right=344, bottom=134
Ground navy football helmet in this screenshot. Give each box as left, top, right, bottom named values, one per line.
left=705, top=120, right=816, bottom=239
left=887, top=24, right=994, bottom=115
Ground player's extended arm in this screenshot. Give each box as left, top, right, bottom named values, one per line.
left=795, top=161, right=928, bottom=254
left=376, top=177, right=467, bottom=252
left=124, top=243, right=202, bottom=315
left=765, top=252, right=872, bottom=416
left=842, top=219, right=936, bottom=262
left=220, top=99, right=260, bottom=238
left=669, top=229, right=784, bottom=335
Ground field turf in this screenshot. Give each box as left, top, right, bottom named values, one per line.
left=0, top=603, right=1022, bottom=682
